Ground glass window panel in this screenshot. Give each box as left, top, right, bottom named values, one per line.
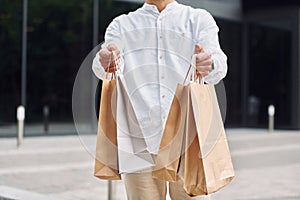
left=217, top=19, right=243, bottom=127
left=0, top=1, right=22, bottom=130
left=248, top=19, right=292, bottom=128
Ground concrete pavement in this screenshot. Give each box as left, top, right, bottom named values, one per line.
left=0, top=129, right=299, bottom=200
left=0, top=123, right=77, bottom=138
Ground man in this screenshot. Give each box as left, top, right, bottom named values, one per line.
left=92, top=0, right=227, bottom=199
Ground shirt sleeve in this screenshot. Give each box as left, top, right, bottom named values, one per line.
left=194, top=10, right=228, bottom=84
left=92, top=17, right=124, bottom=80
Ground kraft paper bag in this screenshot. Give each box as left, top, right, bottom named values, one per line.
left=154, top=55, right=234, bottom=196
left=152, top=84, right=189, bottom=182
left=183, top=82, right=235, bottom=196
left=94, top=77, right=121, bottom=180
left=153, top=55, right=195, bottom=182
left=94, top=51, right=153, bottom=178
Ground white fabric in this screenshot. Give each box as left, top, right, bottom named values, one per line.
left=92, top=1, right=227, bottom=173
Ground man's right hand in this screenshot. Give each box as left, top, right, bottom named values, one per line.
left=99, top=44, right=120, bottom=73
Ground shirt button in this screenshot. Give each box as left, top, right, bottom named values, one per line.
left=161, top=76, right=165, bottom=79
left=159, top=56, right=163, bottom=59
left=162, top=95, right=165, bottom=99
left=160, top=36, right=162, bottom=39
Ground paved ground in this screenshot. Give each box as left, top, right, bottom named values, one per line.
left=0, top=128, right=299, bottom=200
left=0, top=123, right=77, bottom=138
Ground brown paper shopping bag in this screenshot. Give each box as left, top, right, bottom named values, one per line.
left=183, top=81, right=235, bottom=196
left=94, top=51, right=151, bottom=179
left=154, top=55, right=234, bottom=196
left=153, top=56, right=197, bottom=182
left=152, top=84, right=189, bottom=182
left=94, top=61, right=121, bottom=180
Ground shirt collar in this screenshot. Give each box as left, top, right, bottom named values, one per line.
left=142, top=1, right=178, bottom=14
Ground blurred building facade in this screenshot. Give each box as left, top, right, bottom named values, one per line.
left=176, top=0, right=300, bottom=129
left=0, top=0, right=299, bottom=133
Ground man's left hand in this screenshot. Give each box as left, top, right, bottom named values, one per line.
left=194, top=44, right=213, bottom=77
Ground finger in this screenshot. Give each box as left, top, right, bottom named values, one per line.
left=99, top=49, right=112, bottom=62
left=107, top=44, right=118, bottom=51
left=99, top=49, right=113, bottom=68
left=196, top=65, right=212, bottom=72
left=99, top=48, right=111, bottom=58
left=99, top=57, right=111, bottom=67
left=194, top=44, right=204, bottom=54
left=107, top=45, right=121, bottom=65
left=198, top=59, right=213, bottom=66
left=196, top=52, right=211, bottom=63
left=107, top=44, right=120, bottom=55
left=198, top=70, right=209, bottom=77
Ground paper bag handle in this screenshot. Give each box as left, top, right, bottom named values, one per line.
left=105, top=51, right=119, bottom=80
left=183, top=54, right=204, bottom=85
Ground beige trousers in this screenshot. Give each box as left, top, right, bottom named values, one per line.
left=122, top=172, right=211, bottom=200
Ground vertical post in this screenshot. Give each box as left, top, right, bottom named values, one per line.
left=17, top=106, right=25, bottom=147
left=108, top=180, right=112, bottom=200
left=20, top=0, right=28, bottom=140
left=297, top=9, right=300, bottom=129
left=268, top=105, right=275, bottom=133
left=43, top=105, right=50, bottom=133
left=21, top=0, right=28, bottom=107
left=241, top=21, right=249, bottom=126
left=93, top=0, right=99, bottom=47
left=92, top=0, right=99, bottom=129
left=290, top=9, right=300, bottom=129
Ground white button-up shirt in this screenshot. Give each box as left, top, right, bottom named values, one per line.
left=92, top=1, right=227, bottom=173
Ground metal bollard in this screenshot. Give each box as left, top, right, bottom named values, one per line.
left=268, top=105, right=275, bottom=133
left=17, top=105, right=25, bottom=147
left=43, top=105, right=49, bottom=133
left=108, top=180, right=112, bottom=200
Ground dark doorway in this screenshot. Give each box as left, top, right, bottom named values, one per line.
left=247, top=19, right=292, bottom=128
